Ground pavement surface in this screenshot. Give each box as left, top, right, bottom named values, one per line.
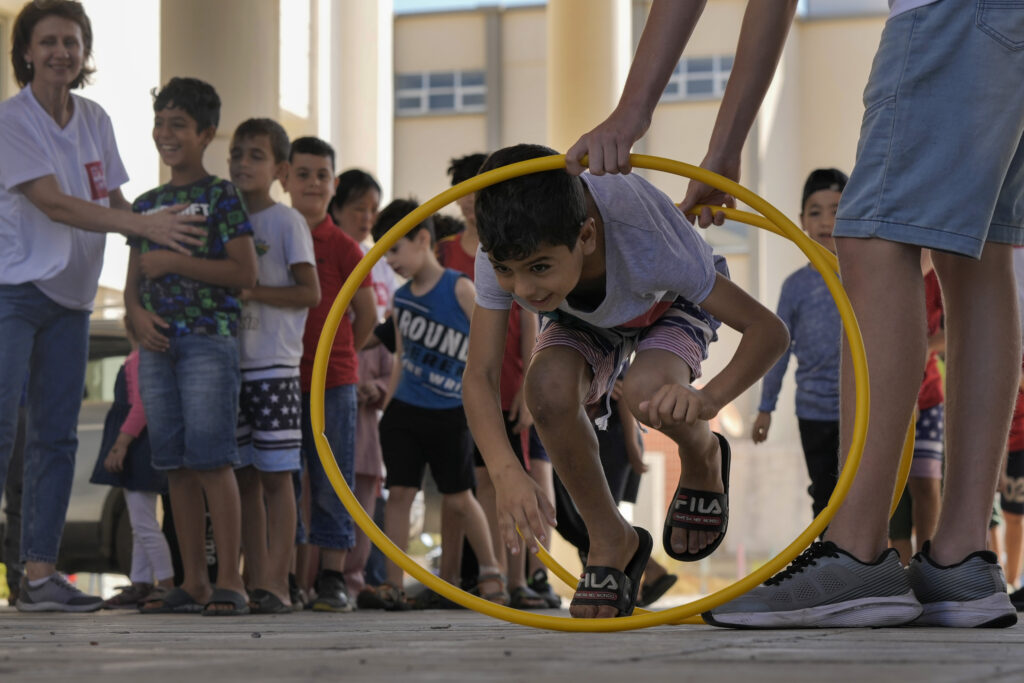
left=1, top=606, right=1023, bottom=682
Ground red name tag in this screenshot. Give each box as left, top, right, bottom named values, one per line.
left=85, top=160, right=108, bottom=200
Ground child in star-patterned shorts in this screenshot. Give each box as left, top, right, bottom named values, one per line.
left=230, top=119, right=320, bottom=613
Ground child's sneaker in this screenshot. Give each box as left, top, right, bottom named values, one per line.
left=16, top=574, right=104, bottom=613
left=908, top=541, right=1017, bottom=628
left=311, top=570, right=354, bottom=613
left=1009, top=587, right=1024, bottom=612
left=703, top=541, right=922, bottom=628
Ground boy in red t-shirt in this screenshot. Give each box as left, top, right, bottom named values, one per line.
left=287, top=137, right=376, bottom=613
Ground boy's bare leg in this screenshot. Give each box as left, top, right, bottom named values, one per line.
left=444, top=489, right=506, bottom=599
left=260, top=471, right=297, bottom=603
left=930, top=244, right=1019, bottom=565
left=343, top=473, right=380, bottom=593
left=826, top=238, right=927, bottom=561
left=165, top=469, right=212, bottom=603
left=473, top=466, right=505, bottom=573
left=439, top=506, right=465, bottom=586
left=623, top=349, right=721, bottom=556
left=384, top=485, right=417, bottom=588
left=198, top=466, right=247, bottom=609
left=525, top=347, right=637, bottom=619
left=908, top=475, right=941, bottom=554
left=235, top=466, right=266, bottom=590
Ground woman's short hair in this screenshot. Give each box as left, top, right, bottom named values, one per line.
left=11, top=0, right=95, bottom=89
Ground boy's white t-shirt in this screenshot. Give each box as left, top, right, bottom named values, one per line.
left=474, top=172, right=718, bottom=328
left=240, top=203, right=316, bottom=368
left=0, top=86, right=128, bottom=310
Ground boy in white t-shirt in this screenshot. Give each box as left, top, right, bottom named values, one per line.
left=228, top=119, right=320, bottom=613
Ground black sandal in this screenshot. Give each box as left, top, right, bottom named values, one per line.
left=570, top=526, right=653, bottom=617
left=663, top=432, right=731, bottom=562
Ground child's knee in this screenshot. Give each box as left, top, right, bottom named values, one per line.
left=259, top=470, right=293, bottom=495
left=441, top=489, right=473, bottom=515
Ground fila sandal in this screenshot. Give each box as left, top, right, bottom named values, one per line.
left=570, top=526, right=653, bottom=617
left=663, top=432, right=730, bottom=562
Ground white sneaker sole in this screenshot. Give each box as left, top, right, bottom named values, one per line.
left=913, top=592, right=1018, bottom=628
left=704, top=590, right=923, bottom=629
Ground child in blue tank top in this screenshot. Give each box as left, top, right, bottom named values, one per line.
left=360, top=200, right=507, bottom=611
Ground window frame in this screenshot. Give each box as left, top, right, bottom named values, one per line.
left=395, top=69, right=488, bottom=116
left=661, top=55, right=733, bottom=103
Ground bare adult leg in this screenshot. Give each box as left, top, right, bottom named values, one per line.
left=826, top=238, right=927, bottom=561
left=930, top=244, right=1020, bottom=564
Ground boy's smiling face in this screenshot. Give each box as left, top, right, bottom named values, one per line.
left=284, top=153, right=336, bottom=222
left=152, top=106, right=213, bottom=175
left=488, top=228, right=595, bottom=312
left=229, top=134, right=284, bottom=197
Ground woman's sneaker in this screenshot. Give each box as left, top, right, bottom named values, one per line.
left=703, top=541, right=922, bottom=628
left=16, top=574, right=104, bottom=613
left=908, top=541, right=1017, bottom=628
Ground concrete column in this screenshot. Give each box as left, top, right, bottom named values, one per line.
left=546, top=0, right=631, bottom=152
left=160, top=0, right=281, bottom=182
left=331, top=0, right=393, bottom=200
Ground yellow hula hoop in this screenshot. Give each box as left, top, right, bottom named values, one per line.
left=311, top=154, right=871, bottom=632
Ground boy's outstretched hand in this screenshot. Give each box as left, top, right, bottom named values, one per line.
left=492, top=465, right=557, bottom=556
left=639, top=383, right=720, bottom=430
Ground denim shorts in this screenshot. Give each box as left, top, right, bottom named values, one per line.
left=298, top=385, right=357, bottom=550
left=834, top=0, right=1024, bottom=258
left=138, top=335, right=241, bottom=471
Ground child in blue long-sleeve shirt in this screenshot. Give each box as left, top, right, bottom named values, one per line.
left=752, top=169, right=847, bottom=518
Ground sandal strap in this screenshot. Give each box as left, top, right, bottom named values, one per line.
left=570, top=566, right=632, bottom=615
left=667, top=488, right=728, bottom=531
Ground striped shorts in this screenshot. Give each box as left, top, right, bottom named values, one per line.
left=533, top=297, right=718, bottom=415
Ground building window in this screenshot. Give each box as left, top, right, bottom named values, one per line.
left=395, top=70, right=487, bottom=116
left=661, top=55, right=733, bottom=102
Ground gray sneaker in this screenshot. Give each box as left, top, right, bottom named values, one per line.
left=16, top=574, right=104, bottom=613
left=908, top=542, right=1017, bottom=628
left=704, top=541, right=922, bottom=628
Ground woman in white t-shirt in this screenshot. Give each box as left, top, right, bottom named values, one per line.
left=0, top=0, right=204, bottom=613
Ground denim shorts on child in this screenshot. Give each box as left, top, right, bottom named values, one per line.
left=298, top=385, right=357, bottom=550
left=833, top=0, right=1024, bottom=258
left=533, top=296, right=717, bottom=411
left=138, top=335, right=241, bottom=471
left=236, top=366, right=302, bottom=472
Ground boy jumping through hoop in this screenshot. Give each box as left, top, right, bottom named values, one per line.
left=463, top=144, right=790, bottom=618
